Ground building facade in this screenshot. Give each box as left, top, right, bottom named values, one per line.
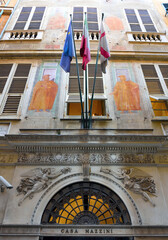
left=0, top=0, right=168, bottom=239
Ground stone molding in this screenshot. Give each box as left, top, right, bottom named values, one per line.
left=18, top=152, right=155, bottom=165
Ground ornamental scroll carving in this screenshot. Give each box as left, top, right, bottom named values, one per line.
left=18, top=152, right=155, bottom=164
left=100, top=167, right=157, bottom=207
left=16, top=167, right=71, bottom=206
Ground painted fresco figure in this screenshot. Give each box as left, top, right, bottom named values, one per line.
left=28, top=74, right=58, bottom=112
left=112, top=75, right=141, bottom=112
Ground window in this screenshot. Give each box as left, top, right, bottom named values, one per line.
left=13, top=7, right=45, bottom=30
left=141, top=64, right=168, bottom=117
left=1, top=7, right=45, bottom=40
left=72, top=7, right=99, bottom=40
left=125, top=9, right=157, bottom=32
left=66, top=64, right=106, bottom=117
left=163, top=3, right=168, bottom=16
left=0, top=64, right=31, bottom=116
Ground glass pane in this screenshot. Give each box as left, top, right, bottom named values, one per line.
left=144, top=24, right=157, bottom=32
left=0, top=64, right=12, bottom=77
left=73, top=7, right=83, bottom=13
left=87, top=13, right=98, bottom=22
left=67, top=102, right=83, bottom=115
left=73, top=13, right=83, bottom=21
left=14, top=64, right=31, bottom=77
left=9, top=78, right=27, bottom=93
left=89, top=100, right=106, bottom=116
left=146, top=79, right=164, bottom=94
left=17, top=13, right=30, bottom=21
left=88, top=64, right=102, bottom=77
left=72, top=21, right=83, bottom=30
left=159, top=65, right=168, bottom=78
left=87, top=7, right=97, bottom=13
left=88, top=22, right=98, bottom=30
left=22, top=7, right=32, bottom=13
left=13, top=22, right=26, bottom=30
left=68, top=78, right=83, bottom=93
left=138, top=9, right=148, bottom=15
left=141, top=65, right=158, bottom=77
left=150, top=97, right=168, bottom=116
left=28, top=22, right=41, bottom=29
left=130, top=24, right=142, bottom=31
left=0, top=78, right=7, bottom=93
left=141, top=16, right=153, bottom=24
left=126, top=15, right=139, bottom=23
left=125, top=9, right=135, bottom=14
left=31, top=13, right=44, bottom=21
left=35, top=7, right=45, bottom=12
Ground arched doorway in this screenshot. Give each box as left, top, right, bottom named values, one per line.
left=41, top=181, right=131, bottom=225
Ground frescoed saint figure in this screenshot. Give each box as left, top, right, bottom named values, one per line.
left=28, top=74, right=58, bottom=112
left=112, top=75, right=141, bottom=112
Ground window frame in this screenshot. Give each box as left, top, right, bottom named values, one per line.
left=72, top=6, right=99, bottom=32
left=141, top=63, right=168, bottom=118
left=64, top=63, right=108, bottom=119
left=13, top=6, right=46, bottom=31
left=0, top=63, right=31, bottom=119
left=125, top=8, right=158, bottom=33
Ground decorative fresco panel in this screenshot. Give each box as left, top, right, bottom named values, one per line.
left=28, top=62, right=60, bottom=116
left=110, top=63, right=141, bottom=113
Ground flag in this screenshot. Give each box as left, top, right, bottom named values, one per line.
left=60, top=20, right=75, bottom=73
left=80, top=15, right=91, bottom=70
left=100, top=21, right=110, bottom=73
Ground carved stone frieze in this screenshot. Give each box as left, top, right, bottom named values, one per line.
left=100, top=167, right=157, bottom=207
left=18, top=152, right=155, bottom=165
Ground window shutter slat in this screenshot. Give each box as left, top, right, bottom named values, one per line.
left=141, top=65, right=158, bottom=77
left=69, top=78, right=83, bottom=93
left=0, top=79, right=8, bottom=93
left=14, top=64, right=31, bottom=77
left=0, top=64, right=12, bottom=77
left=9, top=78, right=27, bottom=93
left=89, top=78, right=104, bottom=93
left=13, top=7, right=32, bottom=30
left=3, top=96, right=21, bottom=114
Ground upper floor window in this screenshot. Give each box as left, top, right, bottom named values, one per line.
left=125, top=9, right=157, bottom=32
left=13, top=7, right=45, bottom=30
left=72, top=7, right=99, bottom=40
left=66, top=64, right=106, bottom=117
left=141, top=64, right=168, bottom=117
left=163, top=3, right=168, bottom=16
left=0, top=64, right=31, bottom=117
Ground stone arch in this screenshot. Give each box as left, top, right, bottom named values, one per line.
left=31, top=173, right=142, bottom=225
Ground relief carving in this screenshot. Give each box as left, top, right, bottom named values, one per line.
left=18, top=152, right=155, bottom=164
left=100, top=167, right=157, bottom=207
left=17, top=167, right=71, bottom=206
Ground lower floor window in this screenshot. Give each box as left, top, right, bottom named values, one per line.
left=150, top=97, right=168, bottom=116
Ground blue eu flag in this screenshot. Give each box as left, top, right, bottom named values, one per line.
left=60, top=20, right=75, bottom=72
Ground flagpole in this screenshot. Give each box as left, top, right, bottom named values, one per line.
left=89, top=13, right=104, bottom=129
left=84, top=12, right=88, bottom=128
left=70, top=14, right=85, bottom=128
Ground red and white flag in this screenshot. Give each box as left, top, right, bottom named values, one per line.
left=80, top=15, right=91, bottom=70
left=100, top=21, right=110, bottom=73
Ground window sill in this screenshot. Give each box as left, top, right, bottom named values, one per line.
left=0, top=116, right=21, bottom=120
left=126, top=31, right=168, bottom=43
left=1, top=30, right=44, bottom=41
left=61, top=116, right=112, bottom=121
left=151, top=117, right=168, bottom=121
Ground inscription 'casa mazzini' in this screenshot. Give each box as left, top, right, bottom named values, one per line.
left=61, top=228, right=113, bottom=234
